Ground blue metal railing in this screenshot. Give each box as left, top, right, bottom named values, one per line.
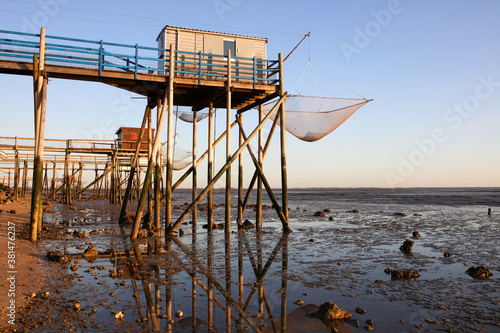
left=0, top=29, right=280, bottom=86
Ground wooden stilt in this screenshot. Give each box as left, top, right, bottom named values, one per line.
left=118, top=105, right=151, bottom=224
left=256, top=105, right=263, bottom=230
left=165, top=44, right=174, bottom=234
left=225, top=48, right=232, bottom=234
left=13, top=149, right=19, bottom=201
left=22, top=161, right=28, bottom=198
left=147, top=109, right=153, bottom=226
left=43, top=163, right=48, bottom=196
left=237, top=114, right=244, bottom=225
left=77, top=162, right=83, bottom=199
left=154, top=98, right=162, bottom=232
left=51, top=161, right=55, bottom=198
left=64, top=147, right=71, bottom=204
left=192, top=110, right=197, bottom=229
left=207, top=102, right=214, bottom=230
left=30, top=27, right=47, bottom=242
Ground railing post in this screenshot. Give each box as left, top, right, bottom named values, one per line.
left=253, top=57, right=256, bottom=88
left=198, top=51, right=202, bottom=85
left=134, top=44, right=138, bottom=79
left=98, top=39, right=103, bottom=76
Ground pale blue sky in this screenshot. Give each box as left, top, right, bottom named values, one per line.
left=1, top=0, right=499, bottom=188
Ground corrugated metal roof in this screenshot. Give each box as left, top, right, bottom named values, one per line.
left=157, top=25, right=268, bottom=42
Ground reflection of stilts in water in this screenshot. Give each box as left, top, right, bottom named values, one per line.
left=191, top=230, right=197, bottom=332
left=171, top=236, right=262, bottom=332
left=133, top=242, right=160, bottom=331
left=170, top=232, right=290, bottom=333
left=225, top=229, right=231, bottom=332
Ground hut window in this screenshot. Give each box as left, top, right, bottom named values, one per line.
left=131, top=133, right=137, bottom=140
left=224, top=40, right=236, bottom=57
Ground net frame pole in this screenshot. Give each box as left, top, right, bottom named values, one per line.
left=278, top=53, right=290, bottom=227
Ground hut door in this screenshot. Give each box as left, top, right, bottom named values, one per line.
left=224, top=40, right=236, bottom=58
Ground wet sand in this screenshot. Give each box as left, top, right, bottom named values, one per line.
left=2, top=187, right=500, bottom=332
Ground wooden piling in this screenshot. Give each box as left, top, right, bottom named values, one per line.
left=192, top=110, right=198, bottom=229
left=22, top=161, right=28, bottom=198
left=207, top=102, right=214, bottom=230
left=165, top=44, right=174, bottom=233
left=147, top=109, right=153, bottom=224
left=51, top=161, right=55, bottom=198
left=237, top=114, right=244, bottom=225
left=118, top=105, right=150, bottom=224
left=256, top=105, right=263, bottom=230
left=29, top=27, right=47, bottom=242
left=13, top=149, right=19, bottom=201
left=154, top=99, right=162, bottom=232
left=225, top=48, right=232, bottom=234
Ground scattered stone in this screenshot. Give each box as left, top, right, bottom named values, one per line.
left=306, top=301, right=352, bottom=321
left=366, top=319, right=374, bottom=325
left=294, top=300, right=304, bottom=305
left=355, top=307, right=366, bottom=314
left=83, top=245, right=98, bottom=258
left=425, top=318, right=439, bottom=324
left=323, top=208, right=331, bottom=212
left=412, top=231, right=420, bottom=238
left=443, top=252, right=452, bottom=257
left=351, top=209, right=359, bottom=213
left=314, top=211, right=326, bottom=217
left=309, top=239, right=316, bottom=242
left=337, top=261, right=342, bottom=266
left=399, top=239, right=414, bottom=253
left=90, top=230, right=99, bottom=234
left=115, top=311, right=124, bottom=320
left=70, top=264, right=78, bottom=271
left=328, top=216, right=334, bottom=221
left=385, top=268, right=420, bottom=280
left=394, top=212, right=406, bottom=216
left=466, top=266, right=493, bottom=279
left=413, top=213, right=423, bottom=216
left=137, top=229, right=148, bottom=239
left=241, top=219, right=255, bottom=229
left=73, top=303, right=81, bottom=310
left=43, top=207, right=53, bottom=213
left=73, top=230, right=89, bottom=238
left=488, top=208, right=491, bottom=215
left=175, top=310, right=183, bottom=318
left=47, top=251, right=71, bottom=264
left=363, top=325, right=374, bottom=331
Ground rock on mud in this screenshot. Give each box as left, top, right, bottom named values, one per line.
left=385, top=268, right=420, bottom=280
left=394, top=212, right=406, bottom=216
left=241, top=219, right=255, bottom=229
left=47, top=251, right=71, bottom=264
left=314, top=211, right=326, bottom=217
left=399, top=239, right=414, bottom=253
left=466, top=266, right=493, bottom=279
left=306, top=301, right=352, bottom=321
left=83, top=245, right=98, bottom=258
